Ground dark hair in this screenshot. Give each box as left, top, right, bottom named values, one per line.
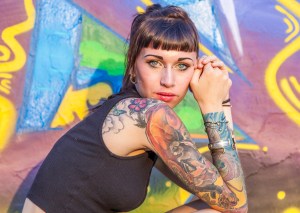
left=121, top=4, right=199, bottom=92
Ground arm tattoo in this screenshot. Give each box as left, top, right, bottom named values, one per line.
left=203, top=112, right=231, bottom=143
left=102, top=98, right=158, bottom=134
left=145, top=104, right=244, bottom=210
left=103, top=99, right=247, bottom=210
left=203, top=112, right=243, bottom=181
left=203, top=112, right=247, bottom=210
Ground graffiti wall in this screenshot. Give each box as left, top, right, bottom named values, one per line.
left=0, top=0, right=299, bottom=212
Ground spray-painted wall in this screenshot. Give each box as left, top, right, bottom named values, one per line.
left=1, top=0, right=299, bottom=212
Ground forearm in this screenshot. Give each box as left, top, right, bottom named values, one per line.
left=203, top=110, right=247, bottom=211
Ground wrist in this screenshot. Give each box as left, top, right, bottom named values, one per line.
left=198, top=102, right=223, bottom=114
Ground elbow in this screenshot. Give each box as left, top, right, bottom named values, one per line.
left=239, top=207, right=248, bottom=213
left=241, top=204, right=248, bottom=213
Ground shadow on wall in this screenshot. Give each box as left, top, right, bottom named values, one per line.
left=8, top=162, right=42, bottom=212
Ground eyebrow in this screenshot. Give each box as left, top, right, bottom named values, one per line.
left=144, top=54, right=194, bottom=62
left=178, top=57, right=194, bottom=62
left=144, top=54, right=163, bottom=60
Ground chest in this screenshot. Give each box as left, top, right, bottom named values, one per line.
left=88, top=153, right=156, bottom=211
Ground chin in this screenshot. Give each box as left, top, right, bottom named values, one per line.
left=168, top=102, right=178, bottom=109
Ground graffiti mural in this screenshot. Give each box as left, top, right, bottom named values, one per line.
left=0, top=0, right=299, bottom=212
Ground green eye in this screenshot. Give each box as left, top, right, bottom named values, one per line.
left=148, top=60, right=163, bottom=68
left=175, top=63, right=189, bottom=71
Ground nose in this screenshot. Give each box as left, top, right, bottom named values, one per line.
left=160, top=66, right=175, bottom=88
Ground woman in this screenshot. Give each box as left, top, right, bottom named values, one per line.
left=23, top=4, right=248, bottom=213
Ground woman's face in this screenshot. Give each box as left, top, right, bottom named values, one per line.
left=134, top=47, right=197, bottom=108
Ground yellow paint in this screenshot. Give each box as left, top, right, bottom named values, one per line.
left=198, top=43, right=234, bottom=74
left=141, top=0, right=153, bottom=6
left=265, top=36, right=300, bottom=125
left=262, top=146, right=268, bottom=152
left=290, top=76, right=300, bottom=93
left=283, top=207, right=300, bottom=213
left=178, top=187, right=191, bottom=204
left=275, top=5, right=299, bottom=42
left=147, top=186, right=151, bottom=193
left=0, top=0, right=35, bottom=151
left=284, top=18, right=293, bottom=33
left=0, top=45, right=10, bottom=61
left=165, top=181, right=172, bottom=187
left=198, top=143, right=260, bottom=154
left=277, top=191, right=286, bottom=200
left=51, top=83, right=113, bottom=128
left=0, top=79, right=11, bottom=94
left=148, top=196, right=155, bottom=204
left=277, top=0, right=300, bottom=18
left=0, top=0, right=35, bottom=72
left=191, top=133, right=244, bottom=141
left=236, top=143, right=260, bottom=150
left=0, top=96, right=17, bottom=150
left=280, top=78, right=300, bottom=109
left=0, top=73, right=13, bottom=78
left=136, top=6, right=145, bottom=14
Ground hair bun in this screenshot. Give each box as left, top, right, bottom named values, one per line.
left=145, top=4, right=162, bottom=13
left=145, top=4, right=189, bottom=20
left=162, top=6, right=189, bottom=19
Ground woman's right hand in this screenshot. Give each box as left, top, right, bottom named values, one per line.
left=190, top=57, right=231, bottom=114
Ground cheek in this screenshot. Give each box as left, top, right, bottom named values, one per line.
left=137, top=68, right=159, bottom=85
left=135, top=69, right=158, bottom=96
left=179, top=71, right=194, bottom=86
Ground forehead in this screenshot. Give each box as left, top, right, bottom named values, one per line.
left=139, top=47, right=197, bottom=61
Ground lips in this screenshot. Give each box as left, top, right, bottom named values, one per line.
left=156, top=92, right=176, bottom=102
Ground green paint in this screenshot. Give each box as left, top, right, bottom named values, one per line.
left=79, top=15, right=126, bottom=75
left=131, top=182, right=183, bottom=213
left=174, top=92, right=205, bottom=134
left=175, top=92, right=246, bottom=140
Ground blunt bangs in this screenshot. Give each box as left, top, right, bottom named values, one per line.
left=139, top=18, right=198, bottom=53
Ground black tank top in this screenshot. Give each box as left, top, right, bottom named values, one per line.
left=27, top=89, right=157, bottom=212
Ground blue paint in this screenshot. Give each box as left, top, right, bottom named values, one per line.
left=74, top=67, right=123, bottom=94
left=232, top=124, right=255, bottom=144
left=17, top=0, right=82, bottom=132
left=162, top=0, right=251, bottom=85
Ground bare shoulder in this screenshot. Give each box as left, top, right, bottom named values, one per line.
left=102, top=97, right=162, bottom=134
left=101, top=97, right=164, bottom=156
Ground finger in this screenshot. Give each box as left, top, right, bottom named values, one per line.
left=197, top=55, right=207, bottom=68
left=202, top=55, right=217, bottom=64
left=202, top=62, right=214, bottom=74
left=196, top=59, right=204, bottom=69
left=211, top=61, right=225, bottom=68
left=191, top=69, right=202, bottom=84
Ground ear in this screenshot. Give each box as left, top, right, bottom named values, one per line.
left=130, top=66, right=137, bottom=78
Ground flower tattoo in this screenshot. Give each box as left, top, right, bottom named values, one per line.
left=128, top=99, right=148, bottom=112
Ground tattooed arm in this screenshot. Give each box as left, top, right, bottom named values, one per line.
left=102, top=96, right=246, bottom=211
left=143, top=101, right=247, bottom=212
